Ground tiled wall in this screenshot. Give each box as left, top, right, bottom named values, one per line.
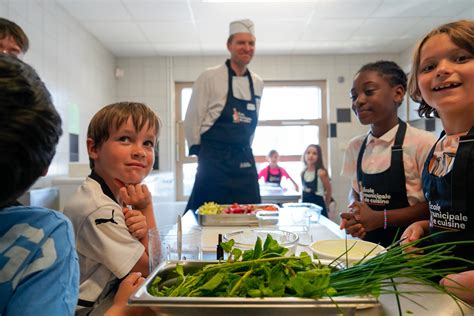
left=116, top=53, right=403, bottom=213
left=1, top=0, right=442, bottom=212
left=0, top=0, right=116, bottom=186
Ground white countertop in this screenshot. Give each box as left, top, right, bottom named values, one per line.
left=176, top=211, right=473, bottom=315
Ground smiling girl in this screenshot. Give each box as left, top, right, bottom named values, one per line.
left=401, top=20, right=474, bottom=304
left=340, top=60, right=436, bottom=247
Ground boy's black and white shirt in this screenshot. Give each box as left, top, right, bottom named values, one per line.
left=63, top=173, right=144, bottom=314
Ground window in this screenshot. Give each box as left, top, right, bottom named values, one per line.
left=254, top=81, right=327, bottom=188
left=175, top=80, right=327, bottom=201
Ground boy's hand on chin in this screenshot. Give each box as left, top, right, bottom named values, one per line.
left=118, top=181, right=152, bottom=211
left=123, top=207, right=148, bottom=239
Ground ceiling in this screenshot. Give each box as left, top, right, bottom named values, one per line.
left=55, top=0, right=474, bottom=57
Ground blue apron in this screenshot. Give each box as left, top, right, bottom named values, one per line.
left=266, top=167, right=282, bottom=185
left=422, top=127, right=474, bottom=269
left=356, top=119, right=409, bottom=247
left=301, top=169, right=328, bottom=217
left=186, top=60, right=261, bottom=212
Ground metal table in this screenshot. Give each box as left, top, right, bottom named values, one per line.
left=144, top=212, right=473, bottom=315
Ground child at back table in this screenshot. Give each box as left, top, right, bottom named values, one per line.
left=258, top=149, right=299, bottom=191
left=301, top=144, right=332, bottom=217
left=63, top=102, right=161, bottom=314
left=401, top=19, right=474, bottom=305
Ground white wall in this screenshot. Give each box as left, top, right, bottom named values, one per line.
left=116, top=53, right=401, bottom=213
left=2, top=0, right=447, bottom=211
left=0, top=0, right=116, bottom=186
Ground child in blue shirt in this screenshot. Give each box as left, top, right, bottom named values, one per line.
left=0, top=55, right=78, bottom=315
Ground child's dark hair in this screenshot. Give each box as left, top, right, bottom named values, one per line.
left=357, top=60, right=407, bottom=106
left=409, top=20, right=474, bottom=118
left=267, top=149, right=278, bottom=157
left=87, top=101, right=161, bottom=169
left=303, top=144, right=325, bottom=171
left=0, top=18, right=29, bottom=54
left=0, top=55, right=62, bottom=206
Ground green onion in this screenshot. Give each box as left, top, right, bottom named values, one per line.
left=149, top=233, right=473, bottom=314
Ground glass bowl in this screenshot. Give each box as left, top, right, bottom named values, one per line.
left=223, top=228, right=299, bottom=255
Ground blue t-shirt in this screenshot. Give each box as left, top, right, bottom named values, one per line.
left=0, top=206, right=79, bottom=316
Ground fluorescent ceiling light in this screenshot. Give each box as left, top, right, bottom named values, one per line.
left=203, top=0, right=320, bottom=2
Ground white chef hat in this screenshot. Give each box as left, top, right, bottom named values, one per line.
left=229, top=19, right=255, bottom=36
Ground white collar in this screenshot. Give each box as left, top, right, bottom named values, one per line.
left=366, top=123, right=400, bottom=144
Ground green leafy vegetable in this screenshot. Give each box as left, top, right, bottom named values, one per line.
left=148, top=232, right=474, bottom=314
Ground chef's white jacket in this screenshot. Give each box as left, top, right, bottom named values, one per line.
left=184, top=62, right=264, bottom=154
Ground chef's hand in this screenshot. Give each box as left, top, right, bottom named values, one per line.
left=119, top=183, right=152, bottom=211
left=124, top=207, right=148, bottom=240
left=400, top=220, right=428, bottom=255
left=340, top=205, right=366, bottom=239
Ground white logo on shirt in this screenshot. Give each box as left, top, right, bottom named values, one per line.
left=0, top=224, right=57, bottom=289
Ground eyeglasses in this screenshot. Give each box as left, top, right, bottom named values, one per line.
left=1, top=49, right=23, bottom=59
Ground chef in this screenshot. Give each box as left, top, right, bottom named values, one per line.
left=184, top=19, right=264, bottom=212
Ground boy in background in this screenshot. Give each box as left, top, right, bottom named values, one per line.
left=0, top=55, right=78, bottom=315
left=0, top=18, right=29, bottom=58
left=64, top=102, right=160, bottom=314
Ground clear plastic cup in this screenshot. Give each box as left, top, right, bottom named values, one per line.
left=148, top=225, right=202, bottom=273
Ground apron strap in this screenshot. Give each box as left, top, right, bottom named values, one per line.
left=389, top=119, right=407, bottom=189
left=356, top=119, right=406, bottom=184
left=225, top=59, right=257, bottom=105
left=424, top=130, right=445, bottom=202
left=451, top=126, right=474, bottom=212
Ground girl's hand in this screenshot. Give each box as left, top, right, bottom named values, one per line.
left=119, top=183, right=152, bottom=211
left=348, top=201, right=383, bottom=232
left=124, top=207, right=148, bottom=240
left=340, top=207, right=366, bottom=239
left=400, top=221, right=428, bottom=254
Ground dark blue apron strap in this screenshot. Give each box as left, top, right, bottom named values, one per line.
left=357, top=120, right=407, bottom=185
left=356, top=134, right=369, bottom=184
left=451, top=126, right=474, bottom=211
left=389, top=119, right=407, bottom=190
left=225, top=59, right=257, bottom=104
left=424, top=130, right=445, bottom=202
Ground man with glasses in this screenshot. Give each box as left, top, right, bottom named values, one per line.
left=0, top=18, right=29, bottom=58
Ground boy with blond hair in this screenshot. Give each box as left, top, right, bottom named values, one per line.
left=64, top=102, right=160, bottom=314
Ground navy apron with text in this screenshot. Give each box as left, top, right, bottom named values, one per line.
left=302, top=169, right=328, bottom=217
left=357, top=120, right=409, bottom=247
left=186, top=60, right=261, bottom=212
left=422, top=127, right=474, bottom=269
left=266, top=167, right=282, bottom=185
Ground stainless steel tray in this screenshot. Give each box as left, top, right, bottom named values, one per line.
left=197, top=204, right=279, bottom=226
left=129, top=260, right=379, bottom=315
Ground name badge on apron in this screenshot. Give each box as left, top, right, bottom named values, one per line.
left=247, top=103, right=256, bottom=111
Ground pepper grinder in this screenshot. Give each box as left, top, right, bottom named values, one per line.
left=216, top=233, right=224, bottom=260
